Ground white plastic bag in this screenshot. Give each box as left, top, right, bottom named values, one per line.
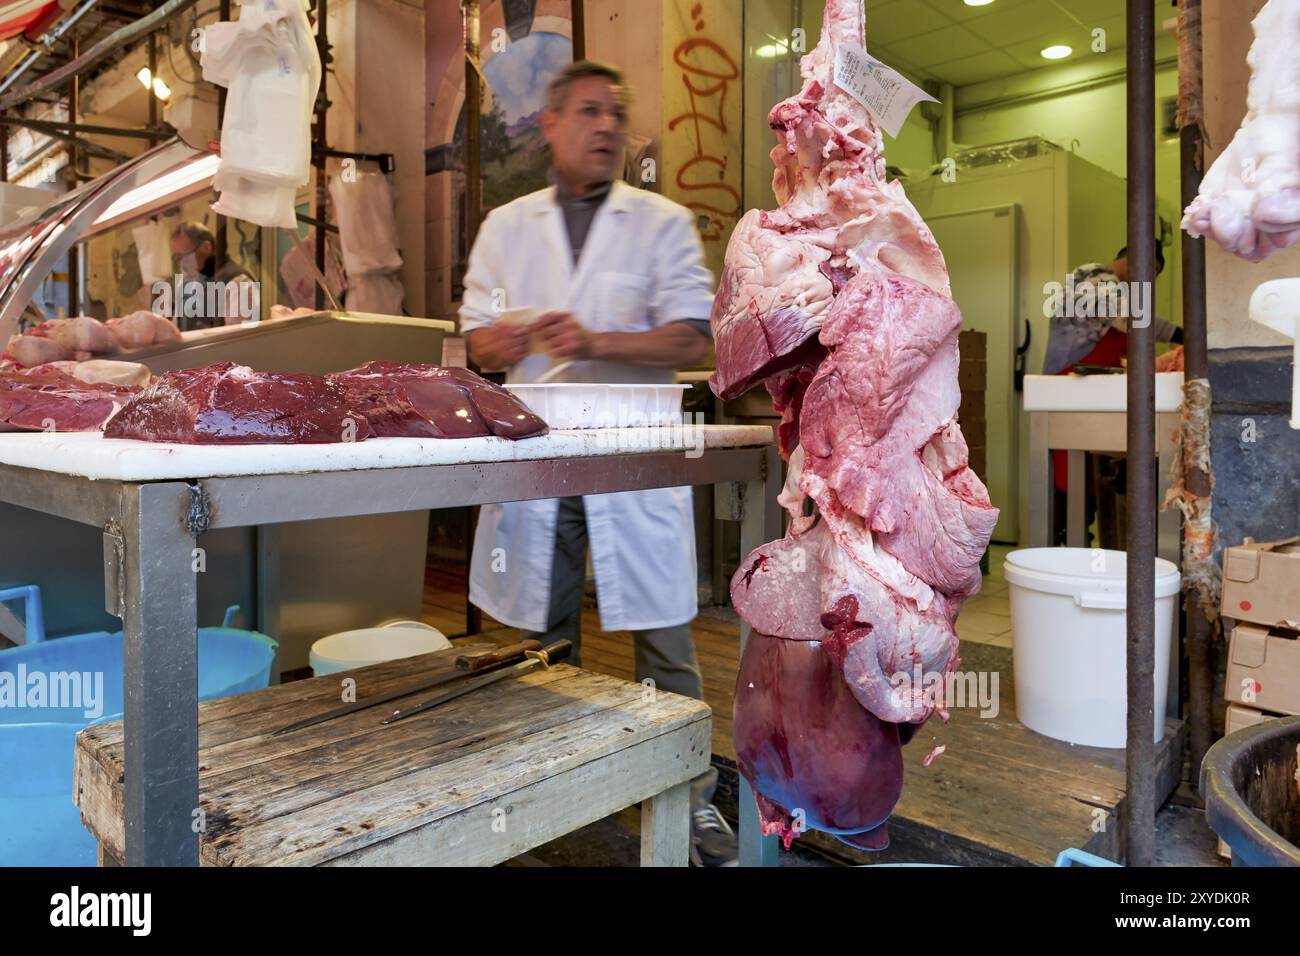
left=345, top=272, right=404, bottom=316
left=329, top=171, right=403, bottom=274
left=202, top=0, right=321, bottom=228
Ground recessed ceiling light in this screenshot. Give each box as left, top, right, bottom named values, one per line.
left=964, top=0, right=996, bottom=6
left=1041, top=45, right=1073, bottom=60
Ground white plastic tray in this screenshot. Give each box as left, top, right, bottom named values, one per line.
left=505, top=383, right=690, bottom=429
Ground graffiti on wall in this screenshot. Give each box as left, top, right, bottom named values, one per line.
left=663, top=1, right=742, bottom=275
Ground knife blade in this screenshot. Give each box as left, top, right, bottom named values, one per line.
left=381, top=639, right=573, bottom=724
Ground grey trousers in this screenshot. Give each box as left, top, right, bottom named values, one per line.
left=522, top=496, right=704, bottom=703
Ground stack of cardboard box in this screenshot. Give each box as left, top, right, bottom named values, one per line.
left=1217, top=537, right=1300, bottom=857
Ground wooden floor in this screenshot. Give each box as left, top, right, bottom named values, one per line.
left=423, top=557, right=1185, bottom=866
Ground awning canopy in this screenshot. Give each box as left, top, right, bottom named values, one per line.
left=0, top=0, right=63, bottom=43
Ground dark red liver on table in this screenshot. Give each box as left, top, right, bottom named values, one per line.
left=103, top=363, right=374, bottom=444
left=102, top=361, right=548, bottom=443
left=0, top=369, right=138, bottom=432
left=327, top=361, right=547, bottom=440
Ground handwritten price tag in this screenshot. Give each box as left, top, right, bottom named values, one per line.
left=833, top=43, right=938, bottom=138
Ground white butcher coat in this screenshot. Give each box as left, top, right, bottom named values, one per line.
left=460, top=181, right=716, bottom=632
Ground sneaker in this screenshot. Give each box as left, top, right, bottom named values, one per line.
left=690, top=803, right=739, bottom=867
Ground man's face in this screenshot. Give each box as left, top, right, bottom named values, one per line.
left=170, top=234, right=211, bottom=274
left=541, top=76, right=627, bottom=187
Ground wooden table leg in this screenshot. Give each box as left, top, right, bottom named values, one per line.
left=640, top=781, right=690, bottom=867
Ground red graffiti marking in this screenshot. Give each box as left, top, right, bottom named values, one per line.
left=668, top=35, right=742, bottom=242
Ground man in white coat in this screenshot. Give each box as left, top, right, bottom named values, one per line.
left=460, top=61, right=736, bottom=866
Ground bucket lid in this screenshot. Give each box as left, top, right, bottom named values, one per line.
left=311, top=624, right=450, bottom=665
left=1003, top=548, right=1181, bottom=601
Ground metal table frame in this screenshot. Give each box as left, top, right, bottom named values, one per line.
left=0, top=440, right=781, bottom=866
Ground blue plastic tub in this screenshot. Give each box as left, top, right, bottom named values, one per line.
left=0, top=600, right=276, bottom=866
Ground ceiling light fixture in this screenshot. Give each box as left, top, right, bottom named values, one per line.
left=1040, top=45, right=1072, bottom=60
left=963, top=0, right=995, bottom=7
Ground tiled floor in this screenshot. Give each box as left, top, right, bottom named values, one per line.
left=957, top=543, right=1014, bottom=648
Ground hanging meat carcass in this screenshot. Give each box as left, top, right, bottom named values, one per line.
left=1182, top=0, right=1300, bottom=261
left=710, top=0, right=998, bottom=850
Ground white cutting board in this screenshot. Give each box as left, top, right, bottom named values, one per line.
left=0, top=425, right=774, bottom=482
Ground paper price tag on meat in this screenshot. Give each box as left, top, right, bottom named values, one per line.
left=833, top=43, right=937, bottom=138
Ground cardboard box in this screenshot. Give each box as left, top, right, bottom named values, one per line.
left=1221, top=537, right=1300, bottom=628
left=1225, top=702, right=1282, bottom=734
left=1217, top=704, right=1285, bottom=858
left=1224, top=623, right=1300, bottom=716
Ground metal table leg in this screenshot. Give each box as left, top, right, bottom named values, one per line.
left=736, top=444, right=782, bottom=867
left=119, top=482, right=201, bottom=866
left=1067, top=450, right=1087, bottom=547
left=1028, top=412, right=1052, bottom=547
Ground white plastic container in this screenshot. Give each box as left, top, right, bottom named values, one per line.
left=505, top=383, right=689, bottom=430
left=309, top=620, right=451, bottom=676
left=1003, top=548, right=1181, bottom=748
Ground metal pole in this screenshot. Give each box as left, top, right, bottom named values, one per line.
left=216, top=0, right=230, bottom=270
left=1124, top=0, right=1157, bottom=867
left=313, top=0, right=329, bottom=311
left=67, top=31, right=80, bottom=317
left=147, top=32, right=158, bottom=143
left=120, top=483, right=200, bottom=866
left=571, top=0, right=585, bottom=60
left=1176, top=0, right=1214, bottom=788
left=462, top=0, right=483, bottom=633
left=464, top=0, right=481, bottom=252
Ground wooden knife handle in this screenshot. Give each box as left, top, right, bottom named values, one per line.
left=455, top=639, right=543, bottom=671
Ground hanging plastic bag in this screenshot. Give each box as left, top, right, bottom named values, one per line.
left=201, top=0, right=321, bottom=228
left=329, top=171, right=403, bottom=275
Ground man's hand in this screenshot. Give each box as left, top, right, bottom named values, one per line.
left=533, top=311, right=596, bottom=360
left=466, top=324, right=530, bottom=370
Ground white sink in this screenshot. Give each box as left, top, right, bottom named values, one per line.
left=1023, top=372, right=1184, bottom=412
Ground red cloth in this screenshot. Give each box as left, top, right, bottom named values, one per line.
left=1052, top=327, right=1126, bottom=492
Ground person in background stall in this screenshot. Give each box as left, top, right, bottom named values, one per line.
left=1042, top=243, right=1183, bottom=546
left=169, top=222, right=255, bottom=329
left=459, top=61, right=737, bottom=867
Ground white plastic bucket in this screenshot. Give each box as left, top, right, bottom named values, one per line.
left=1003, top=548, right=1180, bottom=748
left=309, top=620, right=451, bottom=676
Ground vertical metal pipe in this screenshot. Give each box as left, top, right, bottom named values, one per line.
left=571, top=0, right=585, bottom=60
left=147, top=31, right=158, bottom=142
left=314, top=0, right=328, bottom=311
left=463, top=0, right=483, bottom=635
left=67, top=31, right=80, bottom=317
left=216, top=0, right=230, bottom=269
left=1124, top=0, right=1157, bottom=867
left=464, top=0, right=481, bottom=252
left=1177, top=0, right=1214, bottom=788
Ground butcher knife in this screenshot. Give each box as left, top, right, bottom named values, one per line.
left=381, top=639, right=573, bottom=724
left=269, top=639, right=543, bottom=737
